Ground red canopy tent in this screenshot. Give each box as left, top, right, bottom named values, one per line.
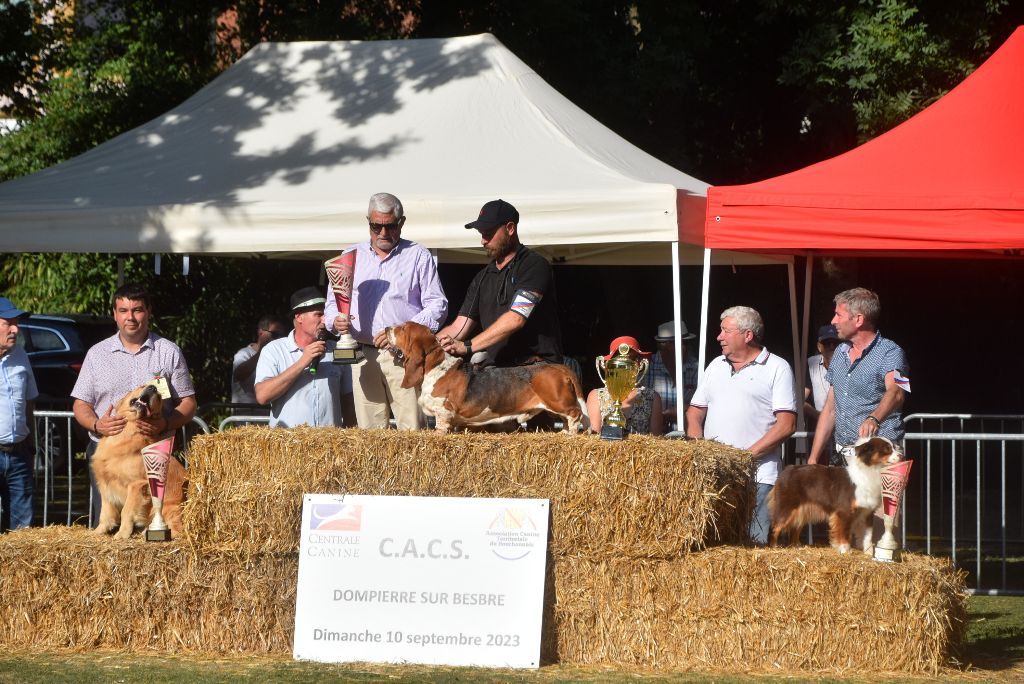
left=695, top=26, right=1024, bottom=255
left=686, top=27, right=1024, bottom=400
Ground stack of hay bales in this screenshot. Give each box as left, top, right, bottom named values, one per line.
left=0, top=427, right=966, bottom=675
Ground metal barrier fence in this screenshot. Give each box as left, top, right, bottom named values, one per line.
left=15, top=411, right=1024, bottom=594
left=783, top=414, right=1024, bottom=595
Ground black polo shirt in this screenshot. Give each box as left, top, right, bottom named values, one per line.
left=459, top=246, right=563, bottom=366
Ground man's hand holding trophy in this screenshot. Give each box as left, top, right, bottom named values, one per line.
left=325, top=249, right=364, bottom=364
left=595, top=339, right=650, bottom=441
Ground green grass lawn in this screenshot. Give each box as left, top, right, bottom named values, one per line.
left=1, top=595, right=1022, bottom=683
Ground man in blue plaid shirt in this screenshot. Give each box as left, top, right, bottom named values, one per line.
left=808, top=288, right=910, bottom=465
left=645, top=320, right=699, bottom=432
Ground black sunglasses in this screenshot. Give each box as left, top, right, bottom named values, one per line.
left=369, top=220, right=403, bottom=233
left=262, top=328, right=285, bottom=339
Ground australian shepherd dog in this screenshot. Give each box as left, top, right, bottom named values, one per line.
left=768, top=435, right=903, bottom=553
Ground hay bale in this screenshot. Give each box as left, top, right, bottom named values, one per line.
left=0, top=530, right=965, bottom=674
left=180, top=427, right=754, bottom=559
left=0, top=527, right=293, bottom=655
left=551, top=547, right=967, bottom=675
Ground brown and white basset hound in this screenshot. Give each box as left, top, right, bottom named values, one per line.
left=386, top=322, right=588, bottom=433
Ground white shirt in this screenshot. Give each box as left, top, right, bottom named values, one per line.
left=807, top=354, right=829, bottom=411
left=255, top=331, right=352, bottom=428
left=690, top=347, right=796, bottom=485
left=231, top=344, right=258, bottom=404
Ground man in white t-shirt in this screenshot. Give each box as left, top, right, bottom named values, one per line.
left=231, top=315, right=287, bottom=412
left=686, top=305, right=796, bottom=545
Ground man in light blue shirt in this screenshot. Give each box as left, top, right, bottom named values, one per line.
left=256, top=287, right=354, bottom=428
left=0, top=297, right=38, bottom=530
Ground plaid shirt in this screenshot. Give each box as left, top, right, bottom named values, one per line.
left=645, top=354, right=698, bottom=424
left=826, top=332, right=909, bottom=448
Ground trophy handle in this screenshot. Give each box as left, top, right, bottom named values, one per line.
left=595, top=356, right=607, bottom=384
left=634, top=358, right=649, bottom=386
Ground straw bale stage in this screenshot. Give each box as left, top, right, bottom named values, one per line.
left=180, top=428, right=755, bottom=558
left=0, top=529, right=964, bottom=674
left=0, top=428, right=967, bottom=674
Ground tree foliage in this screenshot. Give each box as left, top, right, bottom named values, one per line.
left=1, top=0, right=1022, bottom=405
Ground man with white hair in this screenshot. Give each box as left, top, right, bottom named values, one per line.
left=325, top=192, right=448, bottom=430
left=686, top=305, right=797, bottom=545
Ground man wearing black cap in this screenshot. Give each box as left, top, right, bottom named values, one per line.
left=804, top=324, right=842, bottom=427
left=0, top=296, right=38, bottom=530
left=436, top=199, right=562, bottom=368
left=255, top=286, right=354, bottom=428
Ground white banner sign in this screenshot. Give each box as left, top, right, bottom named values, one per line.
left=293, top=494, right=550, bottom=668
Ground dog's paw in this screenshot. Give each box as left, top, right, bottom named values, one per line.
left=836, top=543, right=851, bottom=554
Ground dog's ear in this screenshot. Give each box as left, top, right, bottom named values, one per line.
left=401, top=350, right=425, bottom=389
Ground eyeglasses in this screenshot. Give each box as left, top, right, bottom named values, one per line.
left=262, top=328, right=286, bottom=339
left=369, top=220, right=403, bottom=233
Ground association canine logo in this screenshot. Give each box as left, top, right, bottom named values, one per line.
left=310, top=503, right=362, bottom=531
left=486, top=508, right=541, bottom=561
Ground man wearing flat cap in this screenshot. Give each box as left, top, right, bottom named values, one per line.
left=0, top=297, right=38, bottom=530
left=646, top=319, right=700, bottom=432
left=255, top=286, right=354, bottom=428
left=437, top=199, right=563, bottom=368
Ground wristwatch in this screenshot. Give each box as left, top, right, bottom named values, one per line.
left=464, top=340, right=473, bottom=356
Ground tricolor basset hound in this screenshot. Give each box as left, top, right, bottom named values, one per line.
left=386, top=322, right=588, bottom=433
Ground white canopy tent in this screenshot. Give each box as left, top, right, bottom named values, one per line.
left=0, top=33, right=791, bottom=417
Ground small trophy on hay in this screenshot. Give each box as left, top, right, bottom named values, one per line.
left=595, top=342, right=649, bottom=441
left=143, top=435, right=175, bottom=542
left=873, top=458, right=913, bottom=562
left=324, top=248, right=363, bottom=364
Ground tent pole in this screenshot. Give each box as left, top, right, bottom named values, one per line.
left=698, top=248, right=711, bottom=385
left=788, top=261, right=804, bottom=436
left=802, top=254, right=814, bottom=368
left=671, top=241, right=684, bottom=427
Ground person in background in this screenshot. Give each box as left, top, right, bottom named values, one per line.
left=231, top=314, right=286, bottom=414
left=72, top=283, right=197, bottom=527
left=256, top=287, right=355, bottom=428
left=804, top=324, right=842, bottom=428
left=0, top=297, right=38, bottom=531
left=809, top=288, right=910, bottom=466
left=646, top=319, right=699, bottom=432
left=326, top=192, right=447, bottom=430
left=686, top=306, right=796, bottom=545
left=586, top=336, right=664, bottom=436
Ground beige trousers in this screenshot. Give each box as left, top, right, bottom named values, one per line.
left=352, top=346, right=422, bottom=430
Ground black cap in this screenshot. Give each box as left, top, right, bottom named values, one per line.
left=290, top=286, right=326, bottom=314
left=817, top=324, right=840, bottom=342
left=465, top=199, right=519, bottom=230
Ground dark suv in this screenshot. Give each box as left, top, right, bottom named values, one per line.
left=17, top=314, right=117, bottom=409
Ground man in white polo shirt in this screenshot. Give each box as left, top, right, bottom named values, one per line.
left=686, top=305, right=796, bottom=545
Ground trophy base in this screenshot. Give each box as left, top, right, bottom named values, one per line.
left=332, top=347, right=365, bottom=365
left=872, top=542, right=901, bottom=563
left=599, top=425, right=627, bottom=441
left=145, top=527, right=172, bottom=542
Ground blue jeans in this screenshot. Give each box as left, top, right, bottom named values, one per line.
left=0, top=440, right=34, bottom=530
left=750, top=482, right=773, bottom=546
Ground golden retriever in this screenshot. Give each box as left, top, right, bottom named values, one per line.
left=91, top=384, right=187, bottom=539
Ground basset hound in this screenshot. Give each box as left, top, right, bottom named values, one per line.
left=386, top=322, right=588, bottom=433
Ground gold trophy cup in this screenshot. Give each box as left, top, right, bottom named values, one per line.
left=595, top=343, right=649, bottom=441
left=143, top=436, right=175, bottom=542
left=324, top=250, right=364, bottom=364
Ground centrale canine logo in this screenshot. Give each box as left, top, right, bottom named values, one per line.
left=486, top=508, right=541, bottom=561
left=311, top=503, right=363, bottom=531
